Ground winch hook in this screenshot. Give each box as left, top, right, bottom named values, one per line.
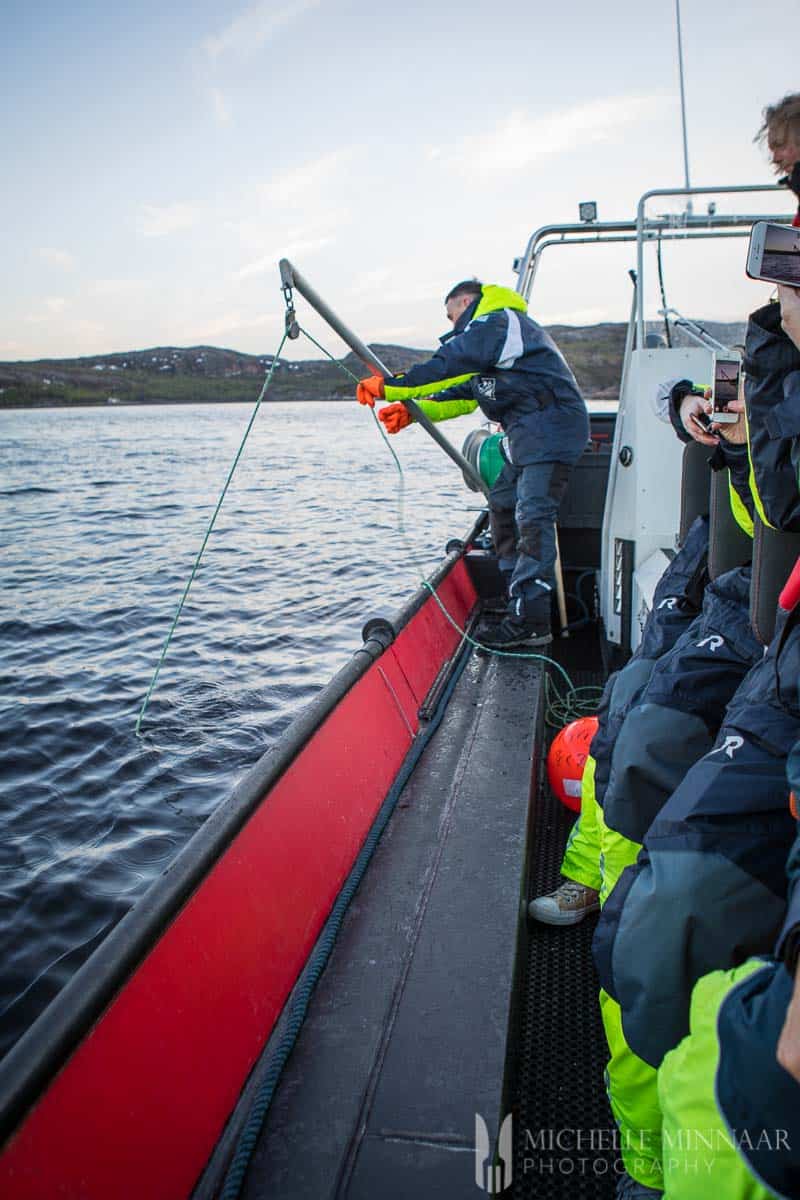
left=282, top=282, right=300, bottom=340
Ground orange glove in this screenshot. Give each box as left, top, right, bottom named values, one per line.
left=378, top=402, right=413, bottom=434
left=356, top=375, right=384, bottom=407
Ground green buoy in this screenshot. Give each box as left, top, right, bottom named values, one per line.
left=460, top=429, right=505, bottom=492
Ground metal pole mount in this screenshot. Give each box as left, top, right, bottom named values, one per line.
left=279, top=259, right=489, bottom=497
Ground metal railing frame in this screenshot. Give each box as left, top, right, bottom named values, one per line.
left=515, top=184, right=791, bottom=326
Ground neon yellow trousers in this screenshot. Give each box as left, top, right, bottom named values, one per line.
left=657, top=962, right=776, bottom=1199
left=560, top=755, right=642, bottom=900
left=560, top=755, right=603, bottom=889
left=565, top=757, right=659, bottom=1185
left=599, top=989, right=664, bottom=1189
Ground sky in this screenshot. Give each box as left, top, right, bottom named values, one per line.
left=2, top=0, right=796, bottom=363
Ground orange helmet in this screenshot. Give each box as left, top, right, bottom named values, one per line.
left=547, top=716, right=599, bottom=812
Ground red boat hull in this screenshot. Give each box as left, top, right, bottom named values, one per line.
left=0, top=560, right=476, bottom=1199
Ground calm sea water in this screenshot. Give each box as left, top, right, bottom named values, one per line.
left=0, top=399, right=485, bottom=1061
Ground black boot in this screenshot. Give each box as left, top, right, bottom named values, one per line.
left=478, top=595, right=552, bottom=650
left=477, top=616, right=552, bottom=649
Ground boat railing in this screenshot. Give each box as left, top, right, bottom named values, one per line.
left=515, top=183, right=792, bottom=311
left=634, top=184, right=792, bottom=346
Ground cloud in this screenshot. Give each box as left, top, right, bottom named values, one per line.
left=186, top=310, right=273, bottom=339
left=210, top=87, right=232, bottom=126
left=137, top=203, right=199, bottom=238
left=38, top=247, right=75, bottom=270
left=26, top=297, right=67, bottom=323
left=235, top=234, right=333, bottom=279
left=90, top=279, right=149, bottom=297
left=373, top=325, right=425, bottom=342
left=259, top=149, right=354, bottom=209
left=433, top=94, right=668, bottom=174
left=202, top=0, right=320, bottom=61
left=345, top=268, right=392, bottom=298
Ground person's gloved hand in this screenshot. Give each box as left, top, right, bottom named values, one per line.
left=378, top=402, right=413, bottom=434
left=356, top=375, right=384, bottom=407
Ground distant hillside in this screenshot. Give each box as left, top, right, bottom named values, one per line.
left=0, top=343, right=434, bottom=409
left=0, top=320, right=746, bottom=409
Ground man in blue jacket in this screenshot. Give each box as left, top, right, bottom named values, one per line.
left=356, top=279, right=589, bottom=647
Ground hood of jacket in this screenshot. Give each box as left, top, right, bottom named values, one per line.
left=474, top=284, right=527, bottom=319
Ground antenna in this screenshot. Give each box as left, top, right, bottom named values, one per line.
left=675, top=0, right=693, bottom=214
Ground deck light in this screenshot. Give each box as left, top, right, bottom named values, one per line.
left=579, top=201, right=598, bottom=223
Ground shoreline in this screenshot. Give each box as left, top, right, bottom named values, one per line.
left=2, top=393, right=619, bottom=413
left=0, top=396, right=356, bottom=411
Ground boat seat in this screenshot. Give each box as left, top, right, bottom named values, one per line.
left=679, top=441, right=711, bottom=543
left=708, top=461, right=753, bottom=581
left=750, top=519, right=800, bottom=645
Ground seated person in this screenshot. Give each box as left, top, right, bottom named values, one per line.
left=593, top=280, right=800, bottom=1197
left=530, top=373, right=753, bottom=926
left=656, top=726, right=800, bottom=1199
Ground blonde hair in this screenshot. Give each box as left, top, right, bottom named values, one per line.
left=755, top=93, right=800, bottom=150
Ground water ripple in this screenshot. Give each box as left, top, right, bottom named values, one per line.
left=0, top=400, right=484, bottom=1060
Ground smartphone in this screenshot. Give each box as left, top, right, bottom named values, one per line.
left=746, top=221, right=800, bottom=287
left=710, top=354, right=741, bottom=423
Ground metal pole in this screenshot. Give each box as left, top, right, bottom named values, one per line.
left=279, top=259, right=489, bottom=497
left=675, top=0, right=692, bottom=214
left=554, top=530, right=569, bottom=638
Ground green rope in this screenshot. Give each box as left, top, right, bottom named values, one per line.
left=294, top=326, right=603, bottom=726
left=135, top=332, right=290, bottom=736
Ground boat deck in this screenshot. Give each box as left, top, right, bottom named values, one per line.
left=199, top=647, right=540, bottom=1198
left=200, top=634, right=615, bottom=1200
left=512, top=648, right=616, bottom=1199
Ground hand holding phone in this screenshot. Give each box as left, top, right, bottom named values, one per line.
left=679, top=389, right=718, bottom=446
left=710, top=354, right=741, bottom=424
left=747, top=222, right=800, bottom=287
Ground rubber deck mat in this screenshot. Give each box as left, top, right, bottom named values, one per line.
left=513, top=660, right=618, bottom=1200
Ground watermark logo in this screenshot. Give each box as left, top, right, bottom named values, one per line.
left=475, top=1113, right=513, bottom=1194
left=472, top=1121, right=791, bottom=1188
